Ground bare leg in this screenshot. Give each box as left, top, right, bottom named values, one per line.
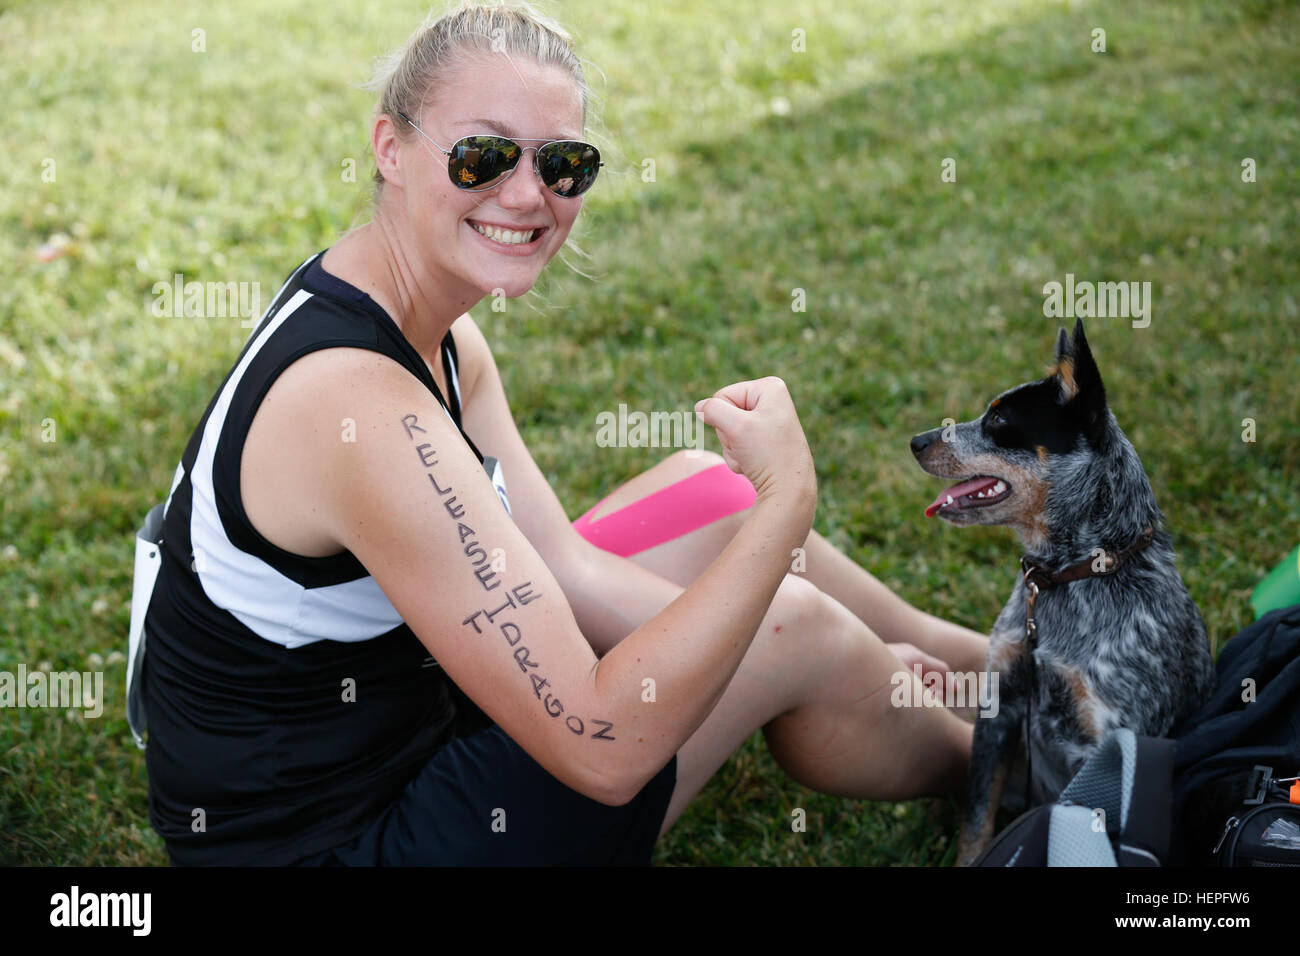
left=659, top=573, right=972, bottom=833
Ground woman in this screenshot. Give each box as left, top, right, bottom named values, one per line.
left=142, top=1, right=986, bottom=865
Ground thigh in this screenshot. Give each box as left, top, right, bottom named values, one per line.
left=315, top=723, right=678, bottom=866
left=573, top=450, right=754, bottom=582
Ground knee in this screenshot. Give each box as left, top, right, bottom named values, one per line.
left=748, top=575, right=861, bottom=692
left=762, top=574, right=828, bottom=636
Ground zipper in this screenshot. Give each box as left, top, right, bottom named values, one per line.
left=1212, top=816, right=1239, bottom=856
left=1216, top=803, right=1300, bottom=864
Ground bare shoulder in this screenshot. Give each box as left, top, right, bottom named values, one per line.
left=240, top=346, right=423, bottom=558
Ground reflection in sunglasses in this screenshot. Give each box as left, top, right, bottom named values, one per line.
left=398, top=113, right=601, bottom=197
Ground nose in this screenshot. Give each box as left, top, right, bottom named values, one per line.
left=910, top=428, right=941, bottom=458
left=495, top=147, right=549, bottom=210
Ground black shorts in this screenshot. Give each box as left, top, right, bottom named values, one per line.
left=295, top=723, right=678, bottom=866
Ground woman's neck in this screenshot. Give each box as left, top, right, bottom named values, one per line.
left=326, top=216, right=482, bottom=359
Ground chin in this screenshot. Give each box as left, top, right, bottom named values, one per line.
left=472, top=270, right=543, bottom=300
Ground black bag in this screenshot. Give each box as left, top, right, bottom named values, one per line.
left=974, top=729, right=1175, bottom=866
left=1203, top=765, right=1300, bottom=866
left=1169, top=604, right=1300, bottom=866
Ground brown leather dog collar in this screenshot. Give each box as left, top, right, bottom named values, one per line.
left=1020, top=525, right=1156, bottom=594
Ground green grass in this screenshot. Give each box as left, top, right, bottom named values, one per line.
left=1, top=0, right=1297, bottom=865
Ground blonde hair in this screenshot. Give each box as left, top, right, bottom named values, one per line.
left=364, top=1, right=593, bottom=197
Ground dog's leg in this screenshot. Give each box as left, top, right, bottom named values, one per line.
left=955, top=708, right=1022, bottom=864
left=955, top=640, right=1028, bottom=866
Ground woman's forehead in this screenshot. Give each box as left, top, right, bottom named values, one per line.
left=450, top=116, right=582, bottom=142
left=429, top=56, right=584, bottom=141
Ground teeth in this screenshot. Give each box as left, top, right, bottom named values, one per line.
left=993, top=480, right=1006, bottom=494
left=471, top=222, right=536, bottom=245
left=946, top=495, right=954, bottom=505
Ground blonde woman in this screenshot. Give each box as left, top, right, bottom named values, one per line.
left=142, top=1, right=986, bottom=865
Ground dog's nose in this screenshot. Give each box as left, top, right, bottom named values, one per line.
left=911, top=429, right=940, bottom=458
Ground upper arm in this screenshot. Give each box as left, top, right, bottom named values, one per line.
left=452, top=314, right=594, bottom=581
left=311, top=348, right=629, bottom=805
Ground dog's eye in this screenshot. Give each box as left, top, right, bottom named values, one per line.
left=987, top=410, right=1006, bottom=427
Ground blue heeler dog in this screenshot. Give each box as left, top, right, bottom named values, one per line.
left=910, top=319, right=1216, bottom=865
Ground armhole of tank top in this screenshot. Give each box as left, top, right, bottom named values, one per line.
left=224, top=339, right=412, bottom=577
left=226, top=332, right=488, bottom=577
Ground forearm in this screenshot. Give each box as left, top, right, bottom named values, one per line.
left=580, top=494, right=812, bottom=796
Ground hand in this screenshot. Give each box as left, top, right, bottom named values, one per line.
left=695, top=376, right=816, bottom=510
left=888, top=642, right=952, bottom=694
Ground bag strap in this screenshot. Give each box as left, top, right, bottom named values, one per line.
left=1119, top=735, right=1176, bottom=864
left=1056, top=727, right=1174, bottom=866
left=1047, top=805, right=1119, bottom=865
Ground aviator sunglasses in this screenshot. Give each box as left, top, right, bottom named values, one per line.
left=397, top=111, right=603, bottom=198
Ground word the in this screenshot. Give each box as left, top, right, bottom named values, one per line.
left=463, top=586, right=615, bottom=741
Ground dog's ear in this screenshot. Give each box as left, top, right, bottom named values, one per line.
left=1066, top=318, right=1108, bottom=444
left=1051, top=326, right=1076, bottom=403
left=1054, top=326, right=1071, bottom=367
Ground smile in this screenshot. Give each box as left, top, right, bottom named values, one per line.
left=468, top=220, right=546, bottom=246
left=925, top=476, right=1011, bottom=518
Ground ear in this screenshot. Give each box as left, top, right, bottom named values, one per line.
left=1054, top=326, right=1070, bottom=366
left=372, top=112, right=405, bottom=189
left=1067, top=318, right=1108, bottom=443
left=1050, top=326, right=1076, bottom=403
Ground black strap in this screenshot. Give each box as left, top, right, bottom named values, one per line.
left=439, top=329, right=464, bottom=424
left=1117, top=735, right=1176, bottom=865
left=428, top=330, right=484, bottom=465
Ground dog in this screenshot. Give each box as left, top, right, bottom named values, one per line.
left=910, top=318, right=1216, bottom=865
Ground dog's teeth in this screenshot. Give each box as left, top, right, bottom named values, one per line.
left=946, top=495, right=954, bottom=505
left=993, top=481, right=1006, bottom=494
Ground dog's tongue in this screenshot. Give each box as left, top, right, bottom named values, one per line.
left=924, top=476, right=999, bottom=517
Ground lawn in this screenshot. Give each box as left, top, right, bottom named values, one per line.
left=1, top=0, right=1296, bottom=866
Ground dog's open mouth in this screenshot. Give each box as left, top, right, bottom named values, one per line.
left=924, top=476, right=1011, bottom=517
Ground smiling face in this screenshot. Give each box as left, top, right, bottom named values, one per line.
left=385, top=51, right=587, bottom=300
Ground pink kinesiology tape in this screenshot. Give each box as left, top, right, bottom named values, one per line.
left=573, top=463, right=757, bottom=557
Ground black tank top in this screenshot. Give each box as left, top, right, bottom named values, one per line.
left=143, top=250, right=496, bottom=865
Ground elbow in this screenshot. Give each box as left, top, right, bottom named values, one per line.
left=577, top=762, right=640, bottom=808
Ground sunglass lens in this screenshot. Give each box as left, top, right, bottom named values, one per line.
left=448, top=136, right=521, bottom=190
left=537, top=142, right=601, bottom=197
